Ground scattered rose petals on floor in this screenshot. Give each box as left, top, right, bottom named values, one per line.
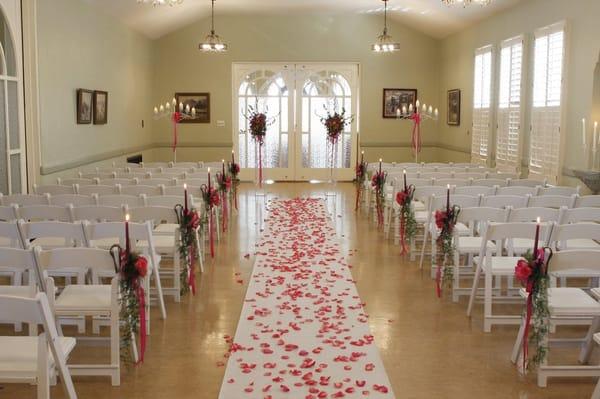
left=218, top=199, right=394, bottom=398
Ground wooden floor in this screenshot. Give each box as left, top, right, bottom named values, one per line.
left=2, top=182, right=596, bottom=398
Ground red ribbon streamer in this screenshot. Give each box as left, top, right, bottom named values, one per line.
left=222, top=190, right=228, bottom=233
left=355, top=186, right=360, bottom=212
left=400, top=214, right=408, bottom=256
left=520, top=248, right=546, bottom=370
left=188, top=244, right=196, bottom=295
left=375, top=189, right=384, bottom=228
left=435, top=259, right=442, bottom=298
left=209, top=209, right=215, bottom=258
left=410, top=113, right=422, bottom=156
left=136, top=284, right=146, bottom=364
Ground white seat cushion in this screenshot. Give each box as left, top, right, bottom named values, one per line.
left=55, top=285, right=112, bottom=313
left=457, top=236, right=497, bottom=253
left=474, top=256, right=522, bottom=276
left=137, top=235, right=175, bottom=253
left=30, top=237, right=75, bottom=248
left=521, top=287, right=600, bottom=317
left=0, top=336, right=76, bottom=378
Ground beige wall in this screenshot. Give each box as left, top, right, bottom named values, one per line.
left=438, top=0, right=600, bottom=187
left=36, top=0, right=154, bottom=183
left=152, top=13, right=441, bottom=163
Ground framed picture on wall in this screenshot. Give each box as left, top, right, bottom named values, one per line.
left=175, top=92, right=210, bottom=123
left=93, top=90, right=108, bottom=125
left=382, top=88, right=417, bottom=119
left=76, top=89, right=93, bottom=124
left=447, top=89, right=461, bottom=126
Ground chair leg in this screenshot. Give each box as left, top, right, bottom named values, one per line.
left=110, top=305, right=120, bottom=386
left=37, top=333, right=50, bottom=399
left=467, top=264, right=483, bottom=317
left=484, top=267, right=493, bottom=332
left=511, top=315, right=526, bottom=364
left=173, top=249, right=181, bottom=303
left=592, top=376, right=600, bottom=399
left=152, top=258, right=167, bottom=319
left=214, top=207, right=221, bottom=242
left=418, top=224, right=429, bottom=270
left=195, top=230, right=204, bottom=273
left=453, top=250, right=460, bottom=303
left=579, top=316, right=600, bottom=364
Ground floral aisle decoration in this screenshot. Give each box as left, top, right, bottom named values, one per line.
left=174, top=185, right=201, bottom=296
left=395, top=171, right=417, bottom=255
left=434, top=187, right=460, bottom=298
left=320, top=105, right=354, bottom=181
left=201, top=169, right=221, bottom=258
left=244, top=103, right=276, bottom=188
left=111, top=215, right=148, bottom=363
left=229, top=151, right=240, bottom=211
left=371, top=159, right=387, bottom=228
left=354, top=151, right=368, bottom=212
left=514, top=220, right=551, bottom=373
left=217, top=162, right=232, bottom=233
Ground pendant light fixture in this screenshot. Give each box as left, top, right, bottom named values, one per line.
left=199, top=0, right=228, bottom=52
left=372, top=0, right=399, bottom=53
left=442, top=0, right=492, bottom=7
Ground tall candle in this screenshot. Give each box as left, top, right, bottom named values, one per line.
left=231, top=149, right=235, bottom=164
left=361, top=150, right=364, bottom=163
left=446, top=184, right=450, bottom=212
left=583, top=118, right=587, bottom=146
left=179, top=102, right=184, bottom=112
left=208, top=167, right=211, bottom=191
left=408, top=103, right=413, bottom=113
left=379, top=158, right=382, bottom=174
left=403, top=169, right=407, bottom=191
left=222, top=159, right=225, bottom=176
left=184, top=183, right=188, bottom=211
left=415, top=99, right=420, bottom=109
left=125, top=214, right=130, bottom=254
left=533, top=217, right=541, bottom=254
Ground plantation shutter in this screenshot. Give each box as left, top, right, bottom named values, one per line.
left=496, top=37, right=523, bottom=173
left=471, top=46, right=493, bottom=166
left=529, top=23, right=565, bottom=184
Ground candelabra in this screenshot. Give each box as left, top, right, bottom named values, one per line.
left=153, top=98, right=196, bottom=163
left=396, top=100, right=439, bottom=163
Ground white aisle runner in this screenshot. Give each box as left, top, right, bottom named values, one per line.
left=219, top=198, right=394, bottom=399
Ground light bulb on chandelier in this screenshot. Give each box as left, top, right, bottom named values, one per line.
left=137, top=0, right=184, bottom=6
left=199, top=0, right=228, bottom=53
left=371, top=0, right=399, bottom=53
left=441, top=0, right=493, bottom=7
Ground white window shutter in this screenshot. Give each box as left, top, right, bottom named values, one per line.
left=496, top=37, right=523, bottom=173
left=529, top=23, right=565, bottom=184
left=472, top=46, right=493, bottom=166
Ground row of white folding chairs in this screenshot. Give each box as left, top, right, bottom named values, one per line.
left=55, top=176, right=209, bottom=188
left=0, top=192, right=198, bottom=208
left=75, top=169, right=212, bottom=181
left=32, top=182, right=209, bottom=197
left=393, top=176, right=548, bottom=188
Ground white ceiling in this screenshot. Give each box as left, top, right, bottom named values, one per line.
left=83, top=0, right=523, bottom=40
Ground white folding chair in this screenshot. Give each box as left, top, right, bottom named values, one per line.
left=454, top=173, right=487, bottom=180
left=451, top=207, right=509, bottom=302
left=70, top=205, right=126, bottom=223
left=509, top=250, right=600, bottom=387
left=433, top=178, right=470, bottom=187
left=528, top=194, right=577, bottom=209
left=454, top=185, right=496, bottom=196
left=120, top=185, right=163, bottom=197
left=539, top=186, right=580, bottom=196
left=49, top=194, right=96, bottom=207
left=0, top=194, right=49, bottom=206
left=139, top=178, right=176, bottom=187
left=0, top=246, right=36, bottom=333
left=0, top=205, right=17, bottom=221
left=509, top=178, right=547, bottom=187
left=75, top=184, right=119, bottom=196
left=16, top=205, right=72, bottom=222
left=34, top=247, right=121, bottom=386
left=34, top=184, right=76, bottom=196
left=467, top=222, right=552, bottom=332
left=576, top=195, right=600, bottom=208
left=96, top=178, right=138, bottom=186
left=419, top=194, right=481, bottom=272
left=57, top=178, right=95, bottom=186
left=496, top=186, right=539, bottom=196
left=562, top=207, right=600, bottom=224
left=0, top=293, right=77, bottom=399
left=473, top=178, right=508, bottom=187
left=481, top=194, right=529, bottom=209
left=507, top=207, right=564, bottom=255
left=84, top=221, right=167, bottom=320
left=97, top=194, right=144, bottom=208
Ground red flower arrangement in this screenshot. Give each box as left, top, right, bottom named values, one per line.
left=244, top=104, right=276, bottom=187
left=111, top=230, right=148, bottom=363
left=202, top=182, right=220, bottom=258
left=434, top=203, right=460, bottom=298
left=396, top=182, right=417, bottom=256
left=354, top=159, right=368, bottom=211
left=175, top=203, right=201, bottom=296
left=320, top=106, right=353, bottom=145
left=514, top=246, right=551, bottom=372
left=371, top=170, right=387, bottom=228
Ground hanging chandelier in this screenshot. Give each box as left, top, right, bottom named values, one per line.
left=372, top=0, right=399, bottom=53
left=442, top=0, right=493, bottom=7
left=137, top=0, right=183, bottom=6
left=199, top=0, right=228, bottom=52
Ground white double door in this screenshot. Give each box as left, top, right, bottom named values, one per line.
left=233, top=63, right=359, bottom=181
